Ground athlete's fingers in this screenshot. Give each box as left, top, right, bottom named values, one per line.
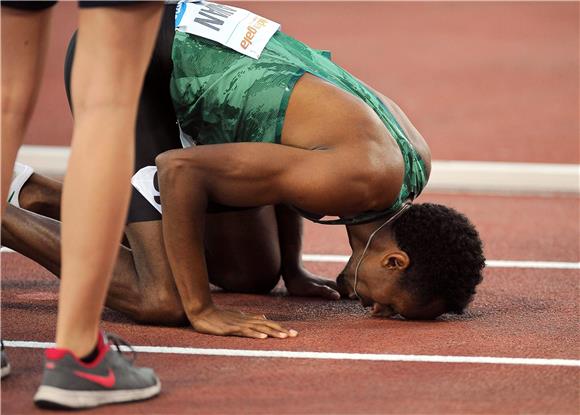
left=250, top=324, right=289, bottom=339
left=237, top=327, right=268, bottom=339
left=256, top=320, right=298, bottom=337
left=250, top=319, right=293, bottom=335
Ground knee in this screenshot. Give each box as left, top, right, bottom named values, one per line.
left=2, top=90, right=33, bottom=126
left=219, top=263, right=281, bottom=295
left=243, top=275, right=280, bottom=294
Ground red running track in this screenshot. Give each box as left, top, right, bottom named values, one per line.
left=24, top=2, right=579, bottom=163
left=2, top=194, right=579, bottom=414
left=3, top=1, right=579, bottom=413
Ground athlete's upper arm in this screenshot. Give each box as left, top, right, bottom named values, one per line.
left=156, top=142, right=371, bottom=216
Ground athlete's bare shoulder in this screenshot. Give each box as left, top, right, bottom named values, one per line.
left=358, top=82, right=432, bottom=179
left=281, top=73, right=386, bottom=150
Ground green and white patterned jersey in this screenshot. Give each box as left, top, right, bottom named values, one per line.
left=170, top=29, right=427, bottom=221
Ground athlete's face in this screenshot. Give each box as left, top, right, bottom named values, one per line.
left=336, top=252, right=416, bottom=318
left=336, top=235, right=443, bottom=320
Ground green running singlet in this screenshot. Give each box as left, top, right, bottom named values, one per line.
left=170, top=30, right=427, bottom=223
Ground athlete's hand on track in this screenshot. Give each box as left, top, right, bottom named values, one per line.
left=284, top=268, right=341, bottom=301
left=189, top=306, right=298, bottom=339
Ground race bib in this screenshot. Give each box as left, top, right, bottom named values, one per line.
left=175, top=0, right=280, bottom=59
left=131, top=166, right=162, bottom=214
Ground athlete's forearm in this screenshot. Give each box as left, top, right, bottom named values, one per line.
left=156, top=152, right=213, bottom=318
left=156, top=149, right=298, bottom=338
left=275, top=205, right=305, bottom=278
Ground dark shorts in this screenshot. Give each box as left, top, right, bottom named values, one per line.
left=2, top=1, right=147, bottom=10
left=64, top=3, right=180, bottom=223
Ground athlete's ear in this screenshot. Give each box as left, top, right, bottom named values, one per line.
left=381, top=251, right=409, bottom=270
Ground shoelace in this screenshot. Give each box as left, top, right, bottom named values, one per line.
left=105, top=333, right=137, bottom=364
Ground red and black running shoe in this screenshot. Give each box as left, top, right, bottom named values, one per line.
left=34, top=332, right=160, bottom=409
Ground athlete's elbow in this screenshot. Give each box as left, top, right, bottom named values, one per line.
left=156, top=149, right=199, bottom=182
left=156, top=149, right=186, bottom=171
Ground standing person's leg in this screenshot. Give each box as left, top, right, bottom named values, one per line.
left=1, top=0, right=56, bottom=381
left=28, top=2, right=166, bottom=409
left=57, top=2, right=163, bottom=356
left=1, top=3, right=54, bottom=218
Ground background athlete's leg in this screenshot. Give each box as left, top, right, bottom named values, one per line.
left=57, top=3, right=163, bottom=356
left=1, top=5, right=53, bottom=218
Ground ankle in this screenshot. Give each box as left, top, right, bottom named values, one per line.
left=56, top=332, right=101, bottom=358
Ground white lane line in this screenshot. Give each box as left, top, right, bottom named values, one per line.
left=302, top=254, right=580, bottom=270
left=429, top=160, right=579, bottom=194
left=485, top=260, right=580, bottom=270
left=2, top=248, right=579, bottom=270
left=4, top=341, right=579, bottom=367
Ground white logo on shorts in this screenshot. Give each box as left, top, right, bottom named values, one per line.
left=131, top=166, right=162, bottom=214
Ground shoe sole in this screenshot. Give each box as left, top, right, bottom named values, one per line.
left=1, top=364, right=11, bottom=379
left=33, top=379, right=161, bottom=409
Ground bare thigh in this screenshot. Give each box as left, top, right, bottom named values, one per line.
left=205, top=206, right=281, bottom=294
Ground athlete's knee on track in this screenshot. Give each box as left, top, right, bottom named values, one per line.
left=216, top=260, right=280, bottom=295
left=220, top=276, right=279, bottom=295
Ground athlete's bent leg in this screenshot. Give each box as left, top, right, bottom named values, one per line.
left=205, top=206, right=282, bottom=294
left=57, top=3, right=163, bottom=356
left=1, top=206, right=184, bottom=325
left=15, top=173, right=62, bottom=220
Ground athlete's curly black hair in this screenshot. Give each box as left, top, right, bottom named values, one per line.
left=391, top=203, right=485, bottom=316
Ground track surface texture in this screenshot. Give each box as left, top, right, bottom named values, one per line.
left=2, top=194, right=579, bottom=414
left=3, top=1, right=579, bottom=414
